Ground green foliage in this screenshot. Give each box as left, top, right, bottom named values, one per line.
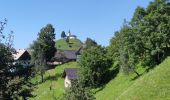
left=30, top=24, right=56, bottom=82
left=0, top=43, right=14, bottom=98
left=0, top=19, right=15, bottom=99
left=61, top=31, right=66, bottom=38
left=108, top=0, right=170, bottom=75
left=79, top=46, right=112, bottom=87
left=85, top=38, right=97, bottom=49
left=0, top=19, right=34, bottom=99
left=63, top=81, right=95, bottom=100
left=132, top=0, right=170, bottom=67
left=37, top=24, right=56, bottom=61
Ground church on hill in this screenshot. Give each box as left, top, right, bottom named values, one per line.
left=67, top=30, right=77, bottom=39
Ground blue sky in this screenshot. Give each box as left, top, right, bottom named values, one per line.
left=0, top=0, right=153, bottom=49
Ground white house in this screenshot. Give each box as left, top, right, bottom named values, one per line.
left=62, top=68, right=79, bottom=88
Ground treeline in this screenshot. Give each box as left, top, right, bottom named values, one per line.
left=107, top=0, right=170, bottom=75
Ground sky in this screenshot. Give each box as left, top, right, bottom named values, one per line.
left=0, top=0, right=153, bottom=49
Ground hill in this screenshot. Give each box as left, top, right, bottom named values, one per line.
left=55, top=39, right=82, bottom=51
left=118, top=57, right=170, bottom=100
left=29, top=62, right=80, bottom=100
left=95, top=57, right=170, bottom=99
left=28, top=57, right=170, bottom=100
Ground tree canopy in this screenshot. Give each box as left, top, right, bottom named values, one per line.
left=30, top=24, right=56, bottom=82
left=61, top=31, right=66, bottom=38
left=108, top=0, right=170, bottom=75
left=79, top=46, right=112, bottom=87
left=84, top=38, right=98, bottom=49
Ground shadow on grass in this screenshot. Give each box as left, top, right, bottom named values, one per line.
left=95, top=66, right=120, bottom=93
left=45, top=73, right=61, bottom=81
left=103, top=65, right=120, bottom=85
left=131, top=74, right=141, bottom=81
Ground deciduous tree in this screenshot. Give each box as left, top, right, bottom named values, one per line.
left=79, top=46, right=112, bottom=87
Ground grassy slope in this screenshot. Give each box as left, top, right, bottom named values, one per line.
left=95, top=66, right=146, bottom=100
left=28, top=57, right=170, bottom=100
left=55, top=39, right=82, bottom=51
left=29, top=62, right=79, bottom=100
left=95, top=57, right=170, bottom=100
left=118, top=57, right=170, bottom=100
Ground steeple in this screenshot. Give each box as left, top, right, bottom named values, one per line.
left=68, top=30, right=71, bottom=36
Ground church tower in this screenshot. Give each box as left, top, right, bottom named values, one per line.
left=68, top=30, right=71, bottom=37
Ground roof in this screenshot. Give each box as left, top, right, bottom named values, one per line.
left=63, top=50, right=77, bottom=59
left=69, top=35, right=77, bottom=37
left=63, top=68, right=79, bottom=80
left=53, top=47, right=83, bottom=61
left=54, top=50, right=78, bottom=60
left=13, top=49, right=31, bottom=60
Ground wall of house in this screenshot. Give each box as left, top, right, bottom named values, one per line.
left=14, top=60, right=30, bottom=67
left=69, top=36, right=76, bottom=39
left=64, top=76, right=71, bottom=88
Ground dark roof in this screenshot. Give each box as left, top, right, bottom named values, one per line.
left=63, top=68, right=79, bottom=80
left=54, top=50, right=77, bottom=60
left=53, top=48, right=83, bottom=61
left=63, top=50, right=77, bottom=59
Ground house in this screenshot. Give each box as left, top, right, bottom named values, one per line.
left=12, top=49, right=31, bottom=67
left=51, top=50, right=77, bottom=64
left=62, top=68, right=79, bottom=88
left=51, top=48, right=82, bottom=64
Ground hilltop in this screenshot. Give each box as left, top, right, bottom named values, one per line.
left=55, top=38, right=82, bottom=51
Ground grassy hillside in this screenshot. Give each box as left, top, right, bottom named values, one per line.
left=118, top=57, right=170, bottom=100
left=95, top=66, right=146, bottom=100
left=95, top=57, right=170, bottom=100
left=29, top=62, right=79, bottom=100
left=55, top=39, right=82, bottom=51
left=28, top=57, right=170, bottom=100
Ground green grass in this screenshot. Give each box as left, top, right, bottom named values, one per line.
left=55, top=39, right=82, bottom=51
left=28, top=62, right=79, bottom=100
left=95, top=57, right=170, bottom=100
left=118, top=57, right=170, bottom=100
left=95, top=65, right=146, bottom=100
left=28, top=57, right=170, bottom=100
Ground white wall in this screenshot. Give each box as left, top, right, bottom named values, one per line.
left=64, top=76, right=71, bottom=88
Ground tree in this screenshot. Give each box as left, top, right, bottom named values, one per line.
left=61, top=31, right=66, bottom=38
left=131, top=0, right=170, bottom=67
left=0, top=19, right=14, bottom=99
left=31, top=24, right=56, bottom=82
left=0, top=43, right=13, bottom=98
left=0, top=19, right=34, bottom=99
left=79, top=46, right=112, bottom=87
left=37, top=24, right=56, bottom=61
left=108, top=0, right=170, bottom=75
left=31, top=41, right=46, bottom=82
left=63, top=81, right=95, bottom=100
left=84, top=38, right=97, bottom=49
